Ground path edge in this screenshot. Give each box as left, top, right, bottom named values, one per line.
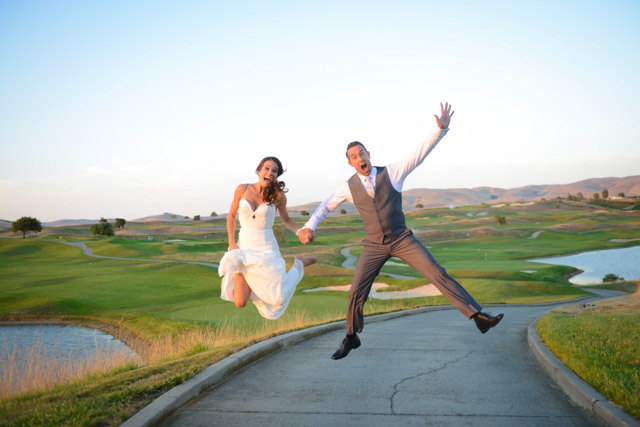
left=527, top=318, right=639, bottom=427
left=121, top=304, right=451, bottom=427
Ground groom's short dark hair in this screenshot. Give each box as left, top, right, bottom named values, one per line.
left=346, top=141, right=367, bottom=159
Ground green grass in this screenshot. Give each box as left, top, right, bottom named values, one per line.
left=537, top=291, right=640, bottom=419
left=1, top=200, right=639, bottom=425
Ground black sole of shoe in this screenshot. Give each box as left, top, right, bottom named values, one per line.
left=331, top=342, right=361, bottom=360
left=478, top=314, right=504, bottom=334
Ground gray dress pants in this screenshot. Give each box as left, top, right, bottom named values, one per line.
left=346, top=229, right=483, bottom=335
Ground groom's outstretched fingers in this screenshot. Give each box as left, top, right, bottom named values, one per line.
left=434, top=101, right=454, bottom=129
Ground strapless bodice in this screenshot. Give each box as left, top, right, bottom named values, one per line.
left=238, top=198, right=275, bottom=230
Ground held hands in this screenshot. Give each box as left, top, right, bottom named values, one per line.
left=297, top=228, right=315, bottom=245
left=434, top=102, right=454, bottom=129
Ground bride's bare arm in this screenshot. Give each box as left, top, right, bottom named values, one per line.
left=226, top=185, right=245, bottom=251
left=275, top=192, right=308, bottom=242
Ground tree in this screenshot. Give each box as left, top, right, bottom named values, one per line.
left=618, top=192, right=625, bottom=198
left=12, top=216, right=42, bottom=239
left=416, top=203, right=424, bottom=209
left=340, top=209, right=347, bottom=215
left=115, top=218, right=126, bottom=229
left=494, top=215, right=507, bottom=227
left=603, top=273, right=623, bottom=282
left=576, top=192, right=584, bottom=201
left=300, top=210, right=309, bottom=216
left=210, top=211, right=218, bottom=217
left=193, top=215, right=201, bottom=221
left=593, top=193, right=600, bottom=200
left=91, top=221, right=114, bottom=239
left=602, top=189, right=609, bottom=199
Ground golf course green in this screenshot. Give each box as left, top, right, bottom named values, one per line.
left=1, top=199, right=638, bottom=425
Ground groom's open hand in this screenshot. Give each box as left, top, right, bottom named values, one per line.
left=434, top=102, right=454, bottom=129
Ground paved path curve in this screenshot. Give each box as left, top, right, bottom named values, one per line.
left=159, top=290, right=627, bottom=427
left=50, top=240, right=219, bottom=268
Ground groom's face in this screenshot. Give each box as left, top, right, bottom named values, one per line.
left=347, top=145, right=372, bottom=176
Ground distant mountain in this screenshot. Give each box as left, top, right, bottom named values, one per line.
left=132, top=213, right=195, bottom=222
left=43, top=219, right=107, bottom=227
left=20, top=175, right=638, bottom=228
left=0, top=220, right=12, bottom=230
left=131, top=212, right=223, bottom=222
left=41, top=213, right=219, bottom=227
left=290, top=175, right=640, bottom=212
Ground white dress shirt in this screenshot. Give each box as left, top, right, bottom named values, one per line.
left=303, top=127, right=449, bottom=231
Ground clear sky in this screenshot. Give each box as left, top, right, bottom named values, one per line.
left=1, top=0, right=639, bottom=222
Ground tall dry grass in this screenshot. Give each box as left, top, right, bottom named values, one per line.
left=0, top=309, right=342, bottom=399
left=0, top=335, right=141, bottom=399
left=0, top=302, right=430, bottom=400
left=141, top=308, right=341, bottom=363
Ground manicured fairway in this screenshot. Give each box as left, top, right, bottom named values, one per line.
left=0, top=199, right=638, bottom=425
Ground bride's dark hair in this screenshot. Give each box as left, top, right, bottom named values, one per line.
left=256, top=156, right=288, bottom=205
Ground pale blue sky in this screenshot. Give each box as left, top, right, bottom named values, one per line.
left=1, top=0, right=639, bottom=222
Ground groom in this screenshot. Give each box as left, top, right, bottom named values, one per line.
left=299, top=102, right=503, bottom=360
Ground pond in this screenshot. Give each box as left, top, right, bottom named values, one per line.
left=0, top=324, right=140, bottom=395
left=529, top=245, right=640, bottom=285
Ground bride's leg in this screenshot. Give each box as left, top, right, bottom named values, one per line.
left=234, top=273, right=251, bottom=308
left=295, top=255, right=318, bottom=267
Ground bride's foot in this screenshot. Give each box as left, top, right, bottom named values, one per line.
left=295, top=255, right=317, bottom=267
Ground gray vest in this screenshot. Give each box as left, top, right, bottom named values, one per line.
left=348, top=166, right=407, bottom=244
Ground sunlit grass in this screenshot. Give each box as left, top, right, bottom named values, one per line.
left=0, top=335, right=140, bottom=399
left=1, top=201, right=639, bottom=425
left=0, top=309, right=343, bottom=426
left=537, top=289, right=640, bottom=419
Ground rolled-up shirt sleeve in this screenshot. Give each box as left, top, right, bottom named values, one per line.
left=303, top=181, right=352, bottom=230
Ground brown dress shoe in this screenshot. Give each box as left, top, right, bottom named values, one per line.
left=331, top=334, right=361, bottom=360
left=472, top=312, right=504, bottom=334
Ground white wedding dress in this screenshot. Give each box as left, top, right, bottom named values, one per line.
left=218, top=198, right=304, bottom=319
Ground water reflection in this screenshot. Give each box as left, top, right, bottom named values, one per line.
left=0, top=325, right=140, bottom=396
left=529, top=245, right=640, bottom=285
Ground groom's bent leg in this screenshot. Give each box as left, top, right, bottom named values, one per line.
left=347, top=244, right=389, bottom=335
left=393, top=234, right=482, bottom=319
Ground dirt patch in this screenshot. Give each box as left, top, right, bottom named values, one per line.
left=414, top=230, right=454, bottom=239
left=466, top=227, right=528, bottom=237
left=546, top=223, right=602, bottom=232
left=556, top=290, right=640, bottom=315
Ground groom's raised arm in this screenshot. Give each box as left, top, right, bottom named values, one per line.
left=387, top=102, right=455, bottom=191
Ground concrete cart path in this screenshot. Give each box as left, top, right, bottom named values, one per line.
left=162, top=290, right=624, bottom=426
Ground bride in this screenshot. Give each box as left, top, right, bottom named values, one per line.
left=218, top=156, right=317, bottom=319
